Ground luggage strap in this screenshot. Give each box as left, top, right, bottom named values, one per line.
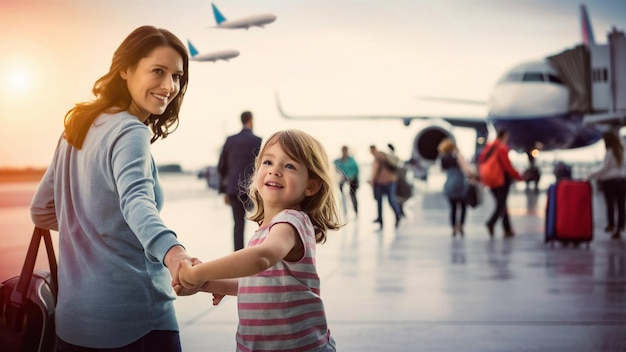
left=482, top=143, right=498, bottom=163
left=9, top=227, right=58, bottom=307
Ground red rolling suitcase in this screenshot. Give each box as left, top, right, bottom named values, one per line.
left=0, top=227, right=58, bottom=351
left=545, top=180, right=593, bottom=246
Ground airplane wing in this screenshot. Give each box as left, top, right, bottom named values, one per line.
left=275, top=91, right=488, bottom=130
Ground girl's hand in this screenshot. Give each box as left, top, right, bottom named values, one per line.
left=212, top=293, right=226, bottom=306
left=177, top=259, right=204, bottom=291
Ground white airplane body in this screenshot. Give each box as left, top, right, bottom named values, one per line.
left=489, top=61, right=569, bottom=118
left=487, top=59, right=593, bottom=153
left=187, top=40, right=239, bottom=62
left=277, top=4, right=620, bottom=173
left=211, top=3, right=276, bottom=30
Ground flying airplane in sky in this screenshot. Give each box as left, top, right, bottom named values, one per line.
left=187, top=40, right=239, bottom=62
left=276, top=5, right=625, bottom=178
left=211, top=3, right=277, bottom=30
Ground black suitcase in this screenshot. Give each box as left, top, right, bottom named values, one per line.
left=0, top=227, right=57, bottom=351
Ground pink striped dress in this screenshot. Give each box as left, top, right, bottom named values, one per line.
left=236, top=209, right=336, bottom=352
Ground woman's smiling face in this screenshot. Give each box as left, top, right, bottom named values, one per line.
left=121, top=45, right=184, bottom=121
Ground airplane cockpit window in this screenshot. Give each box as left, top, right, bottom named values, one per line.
left=498, top=71, right=562, bottom=85
left=499, top=72, right=522, bottom=83
left=547, top=74, right=563, bottom=84
left=521, top=72, right=544, bottom=82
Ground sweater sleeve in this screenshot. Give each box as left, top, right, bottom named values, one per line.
left=30, top=136, right=64, bottom=231
left=31, top=152, right=59, bottom=231
left=111, top=124, right=180, bottom=263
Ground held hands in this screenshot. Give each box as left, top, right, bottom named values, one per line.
left=176, top=259, right=225, bottom=306
left=164, top=245, right=205, bottom=296
left=178, top=259, right=203, bottom=289
left=172, top=257, right=205, bottom=296
left=178, top=259, right=226, bottom=306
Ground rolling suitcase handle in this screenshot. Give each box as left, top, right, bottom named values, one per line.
left=7, top=227, right=57, bottom=330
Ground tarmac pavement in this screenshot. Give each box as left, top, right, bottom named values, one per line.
left=164, top=174, right=626, bottom=352
left=1, top=173, right=625, bottom=351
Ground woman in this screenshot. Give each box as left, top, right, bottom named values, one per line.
left=438, top=138, right=474, bottom=236
left=588, top=131, right=626, bottom=239
left=30, top=26, right=203, bottom=350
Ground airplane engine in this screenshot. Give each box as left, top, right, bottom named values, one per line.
left=411, top=121, right=455, bottom=168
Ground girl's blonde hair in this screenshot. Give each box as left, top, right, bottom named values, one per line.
left=247, top=129, right=343, bottom=243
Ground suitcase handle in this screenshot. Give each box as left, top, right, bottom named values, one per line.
left=9, top=227, right=58, bottom=307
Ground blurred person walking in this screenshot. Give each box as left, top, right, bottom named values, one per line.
left=438, top=138, right=474, bottom=236
left=479, top=128, right=523, bottom=238
left=387, top=143, right=412, bottom=218
left=217, top=111, right=263, bottom=251
left=587, top=131, right=626, bottom=239
left=334, top=145, right=360, bottom=218
left=369, top=145, right=402, bottom=229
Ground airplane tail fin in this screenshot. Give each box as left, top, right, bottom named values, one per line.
left=187, top=40, right=199, bottom=57
left=580, top=4, right=595, bottom=46
left=211, top=3, right=227, bottom=25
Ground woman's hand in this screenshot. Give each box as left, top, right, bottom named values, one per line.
left=165, top=246, right=205, bottom=296
left=177, top=259, right=205, bottom=289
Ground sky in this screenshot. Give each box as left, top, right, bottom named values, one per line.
left=1, top=0, right=626, bottom=170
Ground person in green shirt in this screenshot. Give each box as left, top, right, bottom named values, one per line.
left=334, top=145, right=360, bottom=217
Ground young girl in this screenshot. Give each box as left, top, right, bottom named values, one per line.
left=179, top=129, right=343, bottom=351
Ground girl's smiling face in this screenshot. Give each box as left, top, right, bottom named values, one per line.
left=256, top=142, right=319, bottom=211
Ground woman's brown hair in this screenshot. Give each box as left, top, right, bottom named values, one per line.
left=603, top=132, right=624, bottom=167
left=64, top=26, right=189, bottom=149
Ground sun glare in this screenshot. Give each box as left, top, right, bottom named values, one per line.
left=1, top=59, right=41, bottom=103
left=7, top=69, right=31, bottom=92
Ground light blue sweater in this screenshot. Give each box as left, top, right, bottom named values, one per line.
left=31, top=112, right=182, bottom=348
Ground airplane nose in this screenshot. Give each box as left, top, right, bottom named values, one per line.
left=489, top=83, right=569, bottom=117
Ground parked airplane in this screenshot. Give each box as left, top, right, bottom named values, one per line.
left=211, top=3, right=276, bottom=30
left=276, top=5, right=621, bottom=177
left=187, top=40, right=239, bottom=62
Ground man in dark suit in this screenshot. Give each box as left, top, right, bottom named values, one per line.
left=217, top=111, right=262, bottom=251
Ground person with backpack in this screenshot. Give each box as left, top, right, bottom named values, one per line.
left=388, top=144, right=412, bottom=218
left=479, top=128, right=523, bottom=237
left=369, top=145, right=402, bottom=229
left=438, top=138, right=474, bottom=236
